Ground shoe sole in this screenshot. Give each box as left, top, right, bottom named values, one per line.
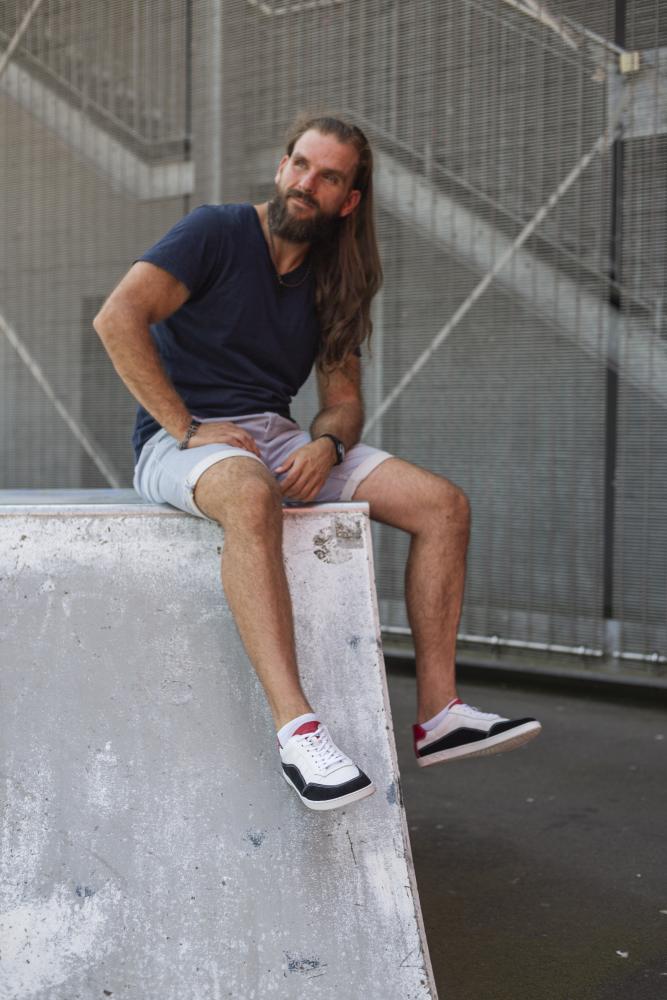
left=282, top=771, right=376, bottom=811
left=417, top=720, right=542, bottom=767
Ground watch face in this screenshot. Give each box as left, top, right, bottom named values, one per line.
left=320, top=434, right=344, bottom=463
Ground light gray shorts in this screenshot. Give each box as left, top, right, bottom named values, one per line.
left=133, top=411, right=393, bottom=519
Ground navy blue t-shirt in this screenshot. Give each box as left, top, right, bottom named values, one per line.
left=132, top=203, right=321, bottom=460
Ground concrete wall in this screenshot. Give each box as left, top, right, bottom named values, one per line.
left=0, top=495, right=436, bottom=1000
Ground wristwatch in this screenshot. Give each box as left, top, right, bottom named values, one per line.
left=318, top=433, right=345, bottom=465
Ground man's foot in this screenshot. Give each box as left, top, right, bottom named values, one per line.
left=279, top=721, right=375, bottom=811
left=413, top=700, right=542, bottom=767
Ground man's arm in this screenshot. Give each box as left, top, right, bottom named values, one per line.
left=310, top=352, right=364, bottom=451
left=276, top=353, right=364, bottom=501
left=93, top=261, right=260, bottom=455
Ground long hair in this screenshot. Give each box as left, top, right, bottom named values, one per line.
left=283, top=113, right=383, bottom=371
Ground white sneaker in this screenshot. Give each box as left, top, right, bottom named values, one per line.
left=279, top=721, right=375, bottom=811
left=413, top=700, right=542, bottom=767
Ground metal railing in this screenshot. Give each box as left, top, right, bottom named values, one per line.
left=0, top=0, right=189, bottom=158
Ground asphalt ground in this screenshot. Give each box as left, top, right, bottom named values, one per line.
left=385, top=668, right=667, bottom=1000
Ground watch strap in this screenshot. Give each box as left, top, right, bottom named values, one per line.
left=317, top=433, right=345, bottom=465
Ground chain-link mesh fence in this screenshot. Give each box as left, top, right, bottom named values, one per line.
left=1, top=0, right=665, bottom=671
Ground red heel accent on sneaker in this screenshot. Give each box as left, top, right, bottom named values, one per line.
left=412, top=723, right=427, bottom=755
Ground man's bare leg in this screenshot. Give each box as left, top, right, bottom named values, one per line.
left=194, top=455, right=375, bottom=810
left=352, top=457, right=470, bottom=724
left=194, top=456, right=312, bottom=729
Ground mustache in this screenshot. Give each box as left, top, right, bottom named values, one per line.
left=286, top=189, right=318, bottom=209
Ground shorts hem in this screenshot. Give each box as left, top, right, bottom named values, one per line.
left=340, top=451, right=393, bottom=502
left=184, top=448, right=266, bottom=517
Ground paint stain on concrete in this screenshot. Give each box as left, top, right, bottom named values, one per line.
left=333, top=518, right=363, bottom=543
left=74, top=885, right=96, bottom=898
left=313, top=528, right=339, bottom=563
left=313, top=518, right=363, bottom=564
left=386, top=782, right=397, bottom=805
left=285, top=952, right=325, bottom=974
left=348, top=635, right=361, bottom=650
left=244, top=829, right=266, bottom=848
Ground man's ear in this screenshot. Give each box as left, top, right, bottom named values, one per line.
left=275, top=154, right=289, bottom=185
left=339, top=189, right=362, bottom=219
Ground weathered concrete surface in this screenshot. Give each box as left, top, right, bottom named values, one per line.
left=0, top=495, right=437, bottom=1000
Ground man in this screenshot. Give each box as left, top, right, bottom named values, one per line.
left=94, top=113, right=541, bottom=812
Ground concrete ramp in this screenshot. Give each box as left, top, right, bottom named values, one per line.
left=0, top=493, right=437, bottom=1000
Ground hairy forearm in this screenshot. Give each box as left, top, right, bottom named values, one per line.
left=93, top=302, right=191, bottom=440
left=309, top=400, right=364, bottom=450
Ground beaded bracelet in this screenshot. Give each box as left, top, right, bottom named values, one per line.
left=177, top=418, right=201, bottom=450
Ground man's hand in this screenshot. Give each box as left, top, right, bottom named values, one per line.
left=275, top=438, right=336, bottom=501
left=186, top=421, right=262, bottom=458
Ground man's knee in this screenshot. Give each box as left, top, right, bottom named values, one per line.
left=430, top=477, right=471, bottom=531
left=194, top=459, right=281, bottom=528
left=233, top=473, right=282, bottom=528
left=449, top=482, right=471, bottom=522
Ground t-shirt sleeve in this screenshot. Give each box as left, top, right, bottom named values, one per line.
left=137, top=205, right=224, bottom=298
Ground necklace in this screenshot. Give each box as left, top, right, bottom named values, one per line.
left=267, top=225, right=311, bottom=288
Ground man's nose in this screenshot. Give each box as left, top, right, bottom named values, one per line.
left=297, top=170, right=317, bottom=193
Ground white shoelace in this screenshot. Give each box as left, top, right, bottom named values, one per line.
left=297, top=727, right=349, bottom=773
left=458, top=703, right=501, bottom=721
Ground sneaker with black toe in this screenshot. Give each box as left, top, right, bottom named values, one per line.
left=279, top=721, right=375, bottom=811
left=413, top=699, right=542, bottom=767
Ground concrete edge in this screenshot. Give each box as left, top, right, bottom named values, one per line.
left=384, top=647, right=667, bottom=705
left=0, top=501, right=370, bottom=517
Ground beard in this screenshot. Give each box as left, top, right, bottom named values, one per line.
left=268, top=187, right=342, bottom=245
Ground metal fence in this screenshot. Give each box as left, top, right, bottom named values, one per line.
left=1, top=0, right=665, bottom=673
